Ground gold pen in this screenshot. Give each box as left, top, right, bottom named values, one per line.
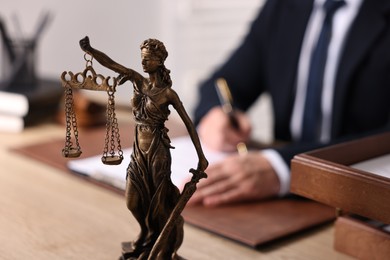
left=215, top=77, right=248, bottom=155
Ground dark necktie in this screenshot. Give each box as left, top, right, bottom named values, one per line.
left=301, top=0, right=346, bottom=142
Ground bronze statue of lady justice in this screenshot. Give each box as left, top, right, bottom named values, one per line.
left=61, top=36, right=208, bottom=259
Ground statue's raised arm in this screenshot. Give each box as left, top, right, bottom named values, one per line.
left=79, top=36, right=143, bottom=86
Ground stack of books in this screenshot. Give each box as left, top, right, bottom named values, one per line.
left=0, top=90, right=28, bottom=132
left=0, top=79, right=63, bottom=133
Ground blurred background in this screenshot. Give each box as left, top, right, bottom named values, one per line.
left=1, top=0, right=271, bottom=142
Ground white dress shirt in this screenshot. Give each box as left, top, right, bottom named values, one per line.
left=291, top=0, right=363, bottom=143
left=263, top=0, right=363, bottom=196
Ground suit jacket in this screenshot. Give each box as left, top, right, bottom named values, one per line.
left=194, top=0, right=390, bottom=164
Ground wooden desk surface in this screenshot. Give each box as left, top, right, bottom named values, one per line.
left=0, top=121, right=353, bottom=259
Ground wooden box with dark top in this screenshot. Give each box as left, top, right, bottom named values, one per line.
left=290, top=132, right=390, bottom=258
left=334, top=215, right=390, bottom=259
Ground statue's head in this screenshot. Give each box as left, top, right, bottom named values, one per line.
left=140, top=39, right=168, bottom=63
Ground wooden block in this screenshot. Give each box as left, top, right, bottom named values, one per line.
left=290, top=132, right=390, bottom=224
left=334, top=216, right=390, bottom=259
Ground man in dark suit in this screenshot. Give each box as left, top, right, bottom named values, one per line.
left=189, top=0, right=390, bottom=207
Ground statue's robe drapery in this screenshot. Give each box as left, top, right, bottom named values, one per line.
left=127, top=82, right=183, bottom=257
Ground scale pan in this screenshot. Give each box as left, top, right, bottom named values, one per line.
left=62, top=147, right=82, bottom=158
left=102, top=155, right=123, bottom=165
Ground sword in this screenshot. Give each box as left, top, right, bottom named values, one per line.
left=148, top=168, right=207, bottom=260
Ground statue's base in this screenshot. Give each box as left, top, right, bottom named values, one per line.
left=119, top=241, right=186, bottom=260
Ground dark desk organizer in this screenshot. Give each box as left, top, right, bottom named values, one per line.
left=0, top=12, right=63, bottom=125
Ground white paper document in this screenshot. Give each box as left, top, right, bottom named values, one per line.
left=351, top=153, right=390, bottom=179
left=67, top=136, right=229, bottom=190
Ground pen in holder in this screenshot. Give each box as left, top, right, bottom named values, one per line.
left=1, top=38, right=37, bottom=89
left=0, top=12, right=51, bottom=91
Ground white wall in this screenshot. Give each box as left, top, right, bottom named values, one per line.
left=1, top=0, right=164, bottom=105
left=2, top=0, right=272, bottom=142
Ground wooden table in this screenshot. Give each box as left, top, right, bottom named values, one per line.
left=0, top=120, right=353, bottom=259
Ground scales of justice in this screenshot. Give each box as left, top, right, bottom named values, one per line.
left=61, top=36, right=209, bottom=260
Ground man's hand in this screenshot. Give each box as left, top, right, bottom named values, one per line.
left=198, top=107, right=252, bottom=152
left=187, top=152, right=280, bottom=207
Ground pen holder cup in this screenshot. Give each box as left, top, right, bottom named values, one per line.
left=1, top=39, right=37, bottom=89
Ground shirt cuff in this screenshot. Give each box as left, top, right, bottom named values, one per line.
left=260, top=149, right=290, bottom=197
